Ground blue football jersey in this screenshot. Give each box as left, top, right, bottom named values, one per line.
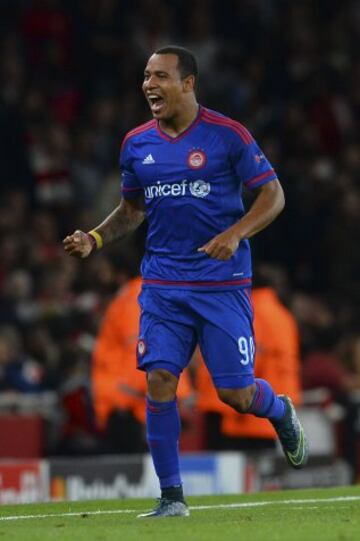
left=120, top=106, right=277, bottom=290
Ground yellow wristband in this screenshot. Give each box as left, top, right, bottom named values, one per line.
left=88, top=230, right=103, bottom=250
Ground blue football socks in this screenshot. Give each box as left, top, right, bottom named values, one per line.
left=146, top=397, right=182, bottom=491
left=248, top=378, right=286, bottom=421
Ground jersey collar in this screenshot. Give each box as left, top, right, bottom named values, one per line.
left=156, top=105, right=204, bottom=143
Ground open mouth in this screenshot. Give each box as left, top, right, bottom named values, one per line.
left=147, top=94, right=165, bottom=114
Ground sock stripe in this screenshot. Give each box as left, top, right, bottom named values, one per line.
left=147, top=403, right=162, bottom=413
left=146, top=397, right=177, bottom=414
left=252, top=381, right=264, bottom=411
left=250, top=379, right=286, bottom=421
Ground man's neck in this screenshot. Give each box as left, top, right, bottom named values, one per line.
left=159, top=101, right=199, bottom=138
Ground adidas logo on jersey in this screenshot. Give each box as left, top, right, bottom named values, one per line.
left=142, top=154, right=155, bottom=164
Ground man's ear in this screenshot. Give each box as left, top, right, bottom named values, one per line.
left=183, top=74, right=196, bottom=93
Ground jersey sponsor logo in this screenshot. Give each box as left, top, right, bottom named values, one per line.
left=187, top=149, right=207, bottom=169
left=144, top=179, right=211, bottom=199
left=142, top=154, right=155, bottom=164
left=189, top=179, right=211, bottom=198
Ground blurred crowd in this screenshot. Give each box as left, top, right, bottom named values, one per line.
left=0, top=0, right=359, bottom=458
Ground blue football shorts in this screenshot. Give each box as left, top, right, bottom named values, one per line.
left=136, top=287, right=255, bottom=389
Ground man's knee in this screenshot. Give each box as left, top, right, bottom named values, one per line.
left=147, top=368, right=178, bottom=402
left=217, top=384, right=256, bottom=413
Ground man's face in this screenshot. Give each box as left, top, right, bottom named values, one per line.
left=143, top=54, right=191, bottom=120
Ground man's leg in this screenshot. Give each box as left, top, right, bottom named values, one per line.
left=217, top=382, right=308, bottom=468
left=217, top=379, right=285, bottom=420
left=195, top=289, right=307, bottom=469
left=146, top=369, right=184, bottom=499
left=136, top=287, right=198, bottom=517
left=137, top=367, right=190, bottom=518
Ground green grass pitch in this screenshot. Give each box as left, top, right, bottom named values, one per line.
left=0, top=486, right=359, bottom=541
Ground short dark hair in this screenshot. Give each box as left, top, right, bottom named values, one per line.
left=154, top=45, right=198, bottom=80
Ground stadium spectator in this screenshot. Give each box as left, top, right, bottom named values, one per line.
left=195, top=264, right=302, bottom=451
left=92, top=270, right=194, bottom=454
left=194, top=347, right=230, bottom=451
left=92, top=273, right=147, bottom=453
left=0, top=326, right=45, bottom=393
left=221, top=265, right=302, bottom=450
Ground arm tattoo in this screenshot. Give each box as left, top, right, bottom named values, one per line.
left=95, top=198, right=145, bottom=245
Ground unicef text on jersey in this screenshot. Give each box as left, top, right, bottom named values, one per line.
left=144, top=179, right=211, bottom=199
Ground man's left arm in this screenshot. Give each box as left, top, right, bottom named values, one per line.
left=198, top=179, right=285, bottom=260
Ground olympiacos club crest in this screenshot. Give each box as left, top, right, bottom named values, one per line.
left=188, top=149, right=207, bottom=169
left=137, top=339, right=146, bottom=356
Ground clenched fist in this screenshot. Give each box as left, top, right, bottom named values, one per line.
left=197, top=228, right=240, bottom=261
left=63, top=230, right=94, bottom=258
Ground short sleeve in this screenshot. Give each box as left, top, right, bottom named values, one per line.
left=231, top=136, right=277, bottom=191
left=119, top=139, right=143, bottom=199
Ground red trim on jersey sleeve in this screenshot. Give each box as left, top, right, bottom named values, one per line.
left=121, top=186, right=143, bottom=199
left=244, top=169, right=276, bottom=189
left=122, top=186, right=143, bottom=192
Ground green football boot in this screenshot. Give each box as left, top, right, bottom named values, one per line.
left=272, top=395, right=309, bottom=469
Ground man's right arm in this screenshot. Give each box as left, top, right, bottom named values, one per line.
left=63, top=197, right=145, bottom=258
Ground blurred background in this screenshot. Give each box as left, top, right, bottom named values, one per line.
left=0, top=0, right=359, bottom=502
